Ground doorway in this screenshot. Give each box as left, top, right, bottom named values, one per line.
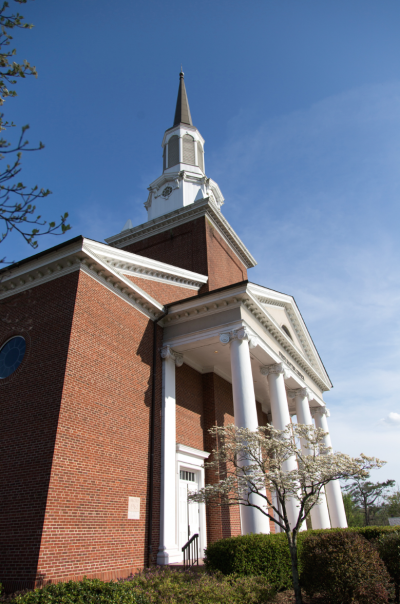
left=178, top=469, right=200, bottom=552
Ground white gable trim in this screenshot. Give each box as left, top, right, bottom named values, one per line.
left=105, top=197, right=257, bottom=270
left=0, top=238, right=166, bottom=320
left=85, top=240, right=208, bottom=291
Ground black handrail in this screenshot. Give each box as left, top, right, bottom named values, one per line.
left=182, top=533, right=199, bottom=569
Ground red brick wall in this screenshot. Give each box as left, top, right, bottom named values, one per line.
left=176, top=364, right=204, bottom=451
left=31, top=270, right=163, bottom=585
left=0, top=273, right=80, bottom=592
left=120, top=216, right=248, bottom=293
left=122, top=219, right=208, bottom=278
left=125, top=274, right=197, bottom=305
left=204, top=219, right=247, bottom=291
left=202, top=372, right=242, bottom=542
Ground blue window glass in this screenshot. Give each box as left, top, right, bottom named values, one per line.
left=0, top=336, right=26, bottom=379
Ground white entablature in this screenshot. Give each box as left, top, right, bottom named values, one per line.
left=161, top=281, right=332, bottom=393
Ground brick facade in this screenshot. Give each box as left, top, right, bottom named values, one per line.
left=0, top=220, right=267, bottom=590
left=120, top=216, right=247, bottom=293
left=34, top=271, right=161, bottom=586
left=125, top=274, right=197, bottom=305
left=0, top=273, right=80, bottom=591
left=0, top=271, right=164, bottom=590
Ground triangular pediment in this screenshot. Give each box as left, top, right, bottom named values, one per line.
left=247, top=283, right=332, bottom=388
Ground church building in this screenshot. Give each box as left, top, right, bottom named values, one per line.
left=0, top=72, right=347, bottom=591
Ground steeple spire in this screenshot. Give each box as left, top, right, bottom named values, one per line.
left=173, top=70, right=193, bottom=127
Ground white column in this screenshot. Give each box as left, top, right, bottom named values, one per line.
left=157, top=345, right=183, bottom=565
left=260, top=363, right=299, bottom=530
left=287, top=388, right=331, bottom=530
left=220, top=327, right=270, bottom=535
left=312, top=407, right=347, bottom=528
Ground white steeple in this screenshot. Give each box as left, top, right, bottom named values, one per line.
left=144, top=71, right=224, bottom=222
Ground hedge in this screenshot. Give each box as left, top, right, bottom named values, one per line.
left=204, top=526, right=400, bottom=591
left=4, top=569, right=277, bottom=604
left=204, top=532, right=293, bottom=591
left=301, top=530, right=392, bottom=603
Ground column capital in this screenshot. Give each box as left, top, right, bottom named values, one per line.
left=160, top=345, right=184, bottom=367
left=310, top=405, right=330, bottom=418
left=219, top=326, right=258, bottom=349
left=260, top=362, right=289, bottom=379
left=286, top=387, right=311, bottom=401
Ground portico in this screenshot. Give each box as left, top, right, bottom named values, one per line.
left=157, top=279, right=347, bottom=563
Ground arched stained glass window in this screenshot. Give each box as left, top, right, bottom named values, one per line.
left=0, top=336, right=26, bottom=379
left=168, top=135, right=179, bottom=168
left=182, top=134, right=195, bottom=165
left=197, top=141, right=204, bottom=172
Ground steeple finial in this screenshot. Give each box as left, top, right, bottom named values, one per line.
left=173, top=70, right=193, bottom=127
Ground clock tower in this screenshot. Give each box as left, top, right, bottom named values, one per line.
left=106, top=71, right=256, bottom=292
left=144, top=71, right=224, bottom=221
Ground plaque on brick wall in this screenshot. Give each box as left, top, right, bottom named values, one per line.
left=128, top=496, right=140, bottom=519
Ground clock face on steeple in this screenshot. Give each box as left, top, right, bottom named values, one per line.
left=162, top=186, right=173, bottom=198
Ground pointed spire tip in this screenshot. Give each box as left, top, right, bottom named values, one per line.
left=173, top=68, right=192, bottom=127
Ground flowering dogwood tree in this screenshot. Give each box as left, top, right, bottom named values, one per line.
left=189, top=423, right=385, bottom=604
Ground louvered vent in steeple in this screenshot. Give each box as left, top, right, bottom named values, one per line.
left=168, top=135, right=179, bottom=168
left=183, top=134, right=195, bottom=165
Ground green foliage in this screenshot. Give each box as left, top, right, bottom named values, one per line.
left=351, top=525, right=400, bottom=540
left=204, top=526, right=400, bottom=591
left=127, top=567, right=275, bottom=604
left=343, top=476, right=395, bottom=526
left=8, top=577, right=148, bottom=604
left=386, top=490, right=400, bottom=518
left=343, top=492, right=364, bottom=526
left=376, top=531, right=400, bottom=603
left=300, top=531, right=392, bottom=603
left=7, top=569, right=276, bottom=604
left=204, top=532, right=293, bottom=591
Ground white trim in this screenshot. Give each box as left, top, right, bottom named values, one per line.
left=162, top=283, right=331, bottom=391
left=87, top=240, right=208, bottom=290
left=0, top=238, right=166, bottom=319
left=105, top=198, right=257, bottom=270
left=176, top=443, right=209, bottom=560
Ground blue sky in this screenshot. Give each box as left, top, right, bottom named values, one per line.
left=2, top=0, right=400, bottom=486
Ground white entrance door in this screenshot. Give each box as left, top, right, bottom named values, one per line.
left=178, top=469, right=200, bottom=553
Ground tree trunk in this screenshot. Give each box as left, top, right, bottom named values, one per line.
left=287, top=534, right=302, bottom=604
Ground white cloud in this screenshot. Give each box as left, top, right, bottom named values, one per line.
left=380, top=412, right=400, bottom=427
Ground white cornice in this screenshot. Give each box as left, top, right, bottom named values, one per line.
left=176, top=443, right=210, bottom=460
left=0, top=238, right=166, bottom=320
left=85, top=240, right=208, bottom=290
left=105, top=197, right=257, bottom=270
left=247, top=283, right=331, bottom=387
left=163, top=283, right=331, bottom=391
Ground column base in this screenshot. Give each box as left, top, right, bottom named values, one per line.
left=157, top=548, right=182, bottom=565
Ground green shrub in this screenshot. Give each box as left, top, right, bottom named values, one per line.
left=8, top=577, right=149, bottom=604
left=352, top=525, right=400, bottom=541
left=376, top=531, right=400, bottom=603
left=300, top=530, right=392, bottom=604
left=123, top=567, right=275, bottom=604
left=6, top=569, right=275, bottom=604
left=204, top=532, right=292, bottom=591
left=204, top=525, right=400, bottom=586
